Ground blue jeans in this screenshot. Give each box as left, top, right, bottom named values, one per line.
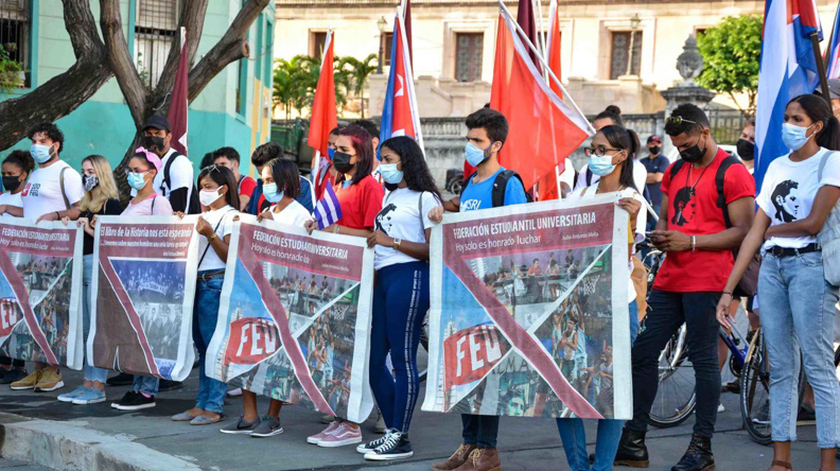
left=462, top=414, right=500, bottom=449
left=133, top=375, right=159, bottom=395
left=82, top=254, right=108, bottom=384
left=759, top=252, right=840, bottom=448
left=193, top=273, right=226, bottom=414
left=557, top=301, right=639, bottom=471
left=369, top=261, right=430, bottom=433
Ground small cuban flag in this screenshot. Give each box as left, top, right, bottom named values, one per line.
left=315, top=184, right=343, bottom=230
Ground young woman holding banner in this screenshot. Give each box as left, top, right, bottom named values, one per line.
left=557, top=124, right=644, bottom=471
left=305, top=124, right=384, bottom=448
left=171, top=165, right=239, bottom=426
left=57, top=155, right=122, bottom=405
left=357, top=136, right=441, bottom=461
left=220, top=158, right=311, bottom=438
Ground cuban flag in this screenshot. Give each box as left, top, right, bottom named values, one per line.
left=827, top=3, right=840, bottom=79
left=755, top=0, right=823, bottom=191
left=315, top=184, right=343, bottom=230
left=379, top=5, right=424, bottom=155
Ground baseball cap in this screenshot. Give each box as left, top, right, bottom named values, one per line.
left=647, top=135, right=662, bottom=144
left=142, top=115, right=171, bottom=132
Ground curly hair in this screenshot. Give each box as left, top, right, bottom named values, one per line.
left=380, top=136, right=441, bottom=200
left=27, top=122, right=65, bottom=151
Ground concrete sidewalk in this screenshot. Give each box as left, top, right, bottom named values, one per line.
left=0, top=368, right=827, bottom=470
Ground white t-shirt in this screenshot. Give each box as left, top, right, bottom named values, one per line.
left=270, top=199, right=312, bottom=228
left=0, top=192, right=23, bottom=219
left=373, top=188, right=440, bottom=270
left=570, top=185, right=646, bottom=303
left=575, top=160, right=648, bottom=198
left=21, top=160, right=84, bottom=222
left=757, top=147, right=840, bottom=249
left=197, top=206, right=237, bottom=271
left=557, top=158, right=576, bottom=197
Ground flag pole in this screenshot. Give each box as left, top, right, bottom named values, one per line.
left=312, top=28, right=332, bottom=180
left=396, top=5, right=425, bottom=157
left=812, top=31, right=832, bottom=106
left=498, top=0, right=593, bottom=134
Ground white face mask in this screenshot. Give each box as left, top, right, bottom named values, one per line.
left=199, top=188, right=223, bottom=207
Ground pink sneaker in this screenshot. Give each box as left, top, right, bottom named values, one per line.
left=307, top=421, right=340, bottom=444
left=317, top=421, right=362, bottom=448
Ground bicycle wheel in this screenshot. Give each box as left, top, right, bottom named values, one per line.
left=649, top=324, right=698, bottom=428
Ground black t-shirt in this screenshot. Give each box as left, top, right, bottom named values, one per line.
left=81, top=198, right=123, bottom=255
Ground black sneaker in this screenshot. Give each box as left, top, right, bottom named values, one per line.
left=158, top=380, right=183, bottom=392
left=364, top=431, right=413, bottom=461
left=356, top=429, right=393, bottom=454
left=106, top=372, right=134, bottom=386
left=113, top=391, right=156, bottom=411
left=0, top=368, right=27, bottom=385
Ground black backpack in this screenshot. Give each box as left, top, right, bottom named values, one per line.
left=466, top=169, right=533, bottom=208
left=162, top=151, right=201, bottom=214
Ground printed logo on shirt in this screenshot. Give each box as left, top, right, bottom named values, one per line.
left=375, top=203, right=397, bottom=234
left=460, top=199, right=482, bottom=211
left=770, top=180, right=800, bottom=222
left=670, top=185, right=696, bottom=226
left=21, top=183, right=38, bottom=198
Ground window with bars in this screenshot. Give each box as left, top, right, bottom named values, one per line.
left=134, top=0, right=181, bottom=88
left=309, top=31, right=326, bottom=58
left=455, top=32, right=482, bottom=83
left=0, top=0, right=31, bottom=88
left=609, top=31, right=642, bottom=80
left=381, top=32, right=393, bottom=66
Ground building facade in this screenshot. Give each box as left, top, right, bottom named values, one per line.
left=274, top=0, right=839, bottom=118
left=0, top=0, right=274, bottom=174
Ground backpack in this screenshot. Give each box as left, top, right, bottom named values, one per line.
left=668, top=154, right=760, bottom=296
left=162, top=151, right=201, bottom=214
left=817, top=151, right=840, bottom=286
left=466, top=170, right=533, bottom=208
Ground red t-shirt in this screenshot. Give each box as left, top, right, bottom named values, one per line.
left=238, top=175, right=257, bottom=199
left=335, top=176, right=384, bottom=230
left=654, top=148, right=755, bottom=292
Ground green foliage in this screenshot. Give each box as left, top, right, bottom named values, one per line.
left=337, top=53, right=378, bottom=118
left=696, top=14, right=762, bottom=112
left=0, top=44, right=25, bottom=90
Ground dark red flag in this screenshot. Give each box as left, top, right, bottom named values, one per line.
left=167, top=27, right=189, bottom=155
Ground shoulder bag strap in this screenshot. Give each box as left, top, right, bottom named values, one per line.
left=197, top=208, right=235, bottom=269
left=59, top=167, right=70, bottom=210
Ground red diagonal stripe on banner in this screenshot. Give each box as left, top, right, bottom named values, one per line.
left=99, top=255, right=160, bottom=377
left=446, top=252, right=603, bottom=419
left=238, top=242, right=337, bottom=416
left=0, top=251, right=58, bottom=365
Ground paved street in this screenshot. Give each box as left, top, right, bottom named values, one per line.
left=0, top=368, right=827, bottom=470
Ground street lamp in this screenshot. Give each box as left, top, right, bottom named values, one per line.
left=626, top=13, right=641, bottom=76
left=377, top=16, right=387, bottom=74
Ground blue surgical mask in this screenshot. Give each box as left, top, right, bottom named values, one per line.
left=379, top=163, right=403, bottom=184
left=263, top=182, right=284, bottom=203
left=30, top=144, right=53, bottom=164
left=588, top=152, right=619, bottom=177
left=327, top=147, right=335, bottom=160
left=465, top=142, right=491, bottom=167
left=127, top=172, right=149, bottom=190
left=781, top=122, right=816, bottom=151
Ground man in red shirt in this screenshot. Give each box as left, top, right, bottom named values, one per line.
left=614, top=104, right=755, bottom=471
left=213, top=147, right=256, bottom=211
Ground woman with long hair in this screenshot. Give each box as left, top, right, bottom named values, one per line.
left=171, top=165, right=239, bottom=426
left=557, top=124, right=644, bottom=471
left=56, top=155, right=123, bottom=405
left=717, top=94, right=840, bottom=471
left=356, top=136, right=441, bottom=461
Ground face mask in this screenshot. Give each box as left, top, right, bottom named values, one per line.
left=142, top=135, right=166, bottom=153
left=379, top=163, right=403, bottom=184
left=30, top=144, right=54, bottom=164
left=2, top=176, right=21, bottom=193
left=589, top=152, right=619, bottom=177
left=781, top=122, right=816, bottom=151
left=679, top=135, right=707, bottom=163
left=465, top=142, right=491, bottom=167
left=127, top=172, right=149, bottom=190
left=736, top=139, right=755, bottom=161
left=333, top=151, right=355, bottom=174
left=83, top=175, right=99, bottom=192
left=262, top=183, right=284, bottom=203
left=648, top=146, right=661, bottom=155
left=199, top=188, right=224, bottom=207
left=327, top=147, right=336, bottom=161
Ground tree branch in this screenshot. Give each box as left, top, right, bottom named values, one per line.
left=99, top=0, right=148, bottom=128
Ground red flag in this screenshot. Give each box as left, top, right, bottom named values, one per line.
left=307, top=30, right=337, bottom=170
left=490, top=13, right=590, bottom=191
left=167, top=27, right=189, bottom=155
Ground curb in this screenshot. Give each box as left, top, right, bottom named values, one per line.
left=0, top=412, right=202, bottom=471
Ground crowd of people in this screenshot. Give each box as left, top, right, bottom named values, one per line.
left=0, top=86, right=837, bottom=471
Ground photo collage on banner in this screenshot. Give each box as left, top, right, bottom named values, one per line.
left=422, top=194, right=631, bottom=420
left=88, top=217, right=200, bottom=381
left=207, top=217, right=375, bottom=423
left=0, top=220, right=83, bottom=369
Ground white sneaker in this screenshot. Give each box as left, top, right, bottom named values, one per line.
left=226, top=387, right=243, bottom=397
left=717, top=403, right=725, bottom=413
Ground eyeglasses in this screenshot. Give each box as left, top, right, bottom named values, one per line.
left=201, top=164, right=222, bottom=173
left=665, top=116, right=698, bottom=127
left=584, top=146, right=622, bottom=157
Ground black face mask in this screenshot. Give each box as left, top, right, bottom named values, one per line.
left=648, top=146, right=661, bottom=155
left=2, top=175, right=21, bottom=193
left=679, top=135, right=707, bottom=163
left=736, top=139, right=755, bottom=161
left=333, top=151, right=355, bottom=174
left=142, top=135, right=166, bottom=153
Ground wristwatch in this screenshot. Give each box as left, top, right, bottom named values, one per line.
left=393, top=238, right=402, bottom=251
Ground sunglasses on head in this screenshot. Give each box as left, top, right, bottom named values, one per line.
left=665, top=116, right=698, bottom=127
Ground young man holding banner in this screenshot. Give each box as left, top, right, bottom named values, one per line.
left=429, top=108, right=527, bottom=471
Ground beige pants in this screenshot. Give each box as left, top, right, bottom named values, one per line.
left=630, top=255, right=648, bottom=321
